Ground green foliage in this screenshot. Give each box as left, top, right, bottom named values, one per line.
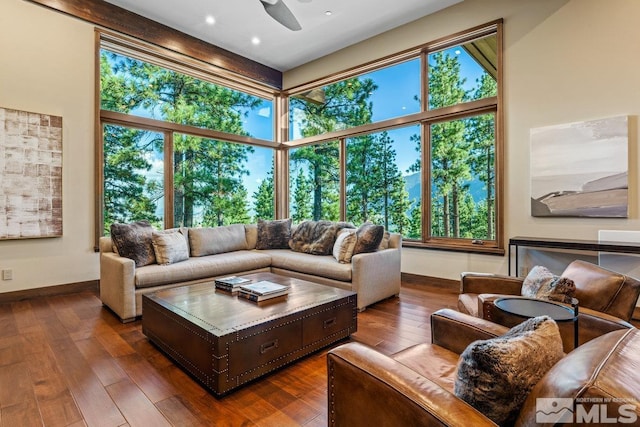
left=101, top=56, right=161, bottom=233
left=253, top=167, right=274, bottom=221
left=101, top=50, right=261, bottom=229
left=291, top=169, right=313, bottom=222
left=346, top=131, right=411, bottom=234
left=290, top=78, right=378, bottom=222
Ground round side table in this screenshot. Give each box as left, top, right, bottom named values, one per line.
left=494, top=297, right=579, bottom=349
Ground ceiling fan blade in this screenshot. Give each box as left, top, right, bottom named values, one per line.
left=259, top=0, right=302, bottom=31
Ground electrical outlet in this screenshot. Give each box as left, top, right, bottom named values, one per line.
left=2, top=269, right=12, bottom=281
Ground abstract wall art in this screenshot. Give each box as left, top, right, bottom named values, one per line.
left=0, top=107, right=63, bottom=239
left=530, top=115, right=628, bottom=218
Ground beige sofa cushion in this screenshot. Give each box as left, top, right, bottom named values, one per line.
left=152, top=229, right=189, bottom=265
left=189, top=224, right=248, bottom=257
left=265, top=249, right=352, bottom=282
left=135, top=250, right=271, bottom=288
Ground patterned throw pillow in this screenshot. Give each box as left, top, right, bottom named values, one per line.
left=256, top=218, right=292, bottom=249
left=110, top=221, right=156, bottom=267
left=152, top=229, right=189, bottom=265
left=332, top=229, right=357, bottom=263
left=521, top=265, right=576, bottom=303
left=454, top=316, right=564, bottom=426
left=352, top=222, right=384, bottom=255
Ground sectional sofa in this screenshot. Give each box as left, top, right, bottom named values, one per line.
left=99, top=222, right=402, bottom=322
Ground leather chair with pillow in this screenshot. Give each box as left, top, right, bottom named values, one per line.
left=327, top=308, right=640, bottom=427
left=457, top=260, right=640, bottom=351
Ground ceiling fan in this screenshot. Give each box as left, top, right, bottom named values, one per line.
left=259, top=0, right=309, bottom=32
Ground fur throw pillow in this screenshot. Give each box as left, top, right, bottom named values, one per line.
left=454, top=316, right=564, bottom=426
left=352, top=222, right=385, bottom=255
left=110, top=221, right=156, bottom=267
left=521, top=265, right=576, bottom=303
left=256, top=218, right=292, bottom=249
left=289, top=220, right=355, bottom=255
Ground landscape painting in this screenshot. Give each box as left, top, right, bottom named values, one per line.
left=0, top=107, right=63, bottom=239
left=530, top=115, right=628, bottom=217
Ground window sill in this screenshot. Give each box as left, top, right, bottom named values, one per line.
left=402, top=240, right=505, bottom=256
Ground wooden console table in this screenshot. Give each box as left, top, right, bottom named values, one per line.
left=508, top=236, right=640, bottom=276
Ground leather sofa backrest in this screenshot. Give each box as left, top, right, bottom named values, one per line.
left=562, top=260, right=640, bottom=321
left=516, top=328, right=640, bottom=426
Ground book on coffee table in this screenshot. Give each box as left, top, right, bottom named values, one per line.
left=215, top=276, right=252, bottom=292
left=238, top=280, right=290, bottom=302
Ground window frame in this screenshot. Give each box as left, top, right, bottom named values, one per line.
left=95, top=30, right=281, bottom=246
left=283, top=20, right=503, bottom=254
left=95, top=21, right=503, bottom=255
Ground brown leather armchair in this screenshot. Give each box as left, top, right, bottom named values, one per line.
left=458, top=260, right=640, bottom=351
left=327, top=309, right=640, bottom=427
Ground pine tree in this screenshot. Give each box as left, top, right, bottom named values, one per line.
left=466, top=73, right=497, bottom=239
left=101, top=50, right=260, bottom=228
left=290, top=78, right=377, bottom=221
left=253, top=167, right=274, bottom=221
left=100, top=54, right=160, bottom=232
left=346, top=134, right=381, bottom=224
left=428, top=51, right=473, bottom=237
left=376, top=132, right=411, bottom=233
left=291, top=169, right=313, bottom=223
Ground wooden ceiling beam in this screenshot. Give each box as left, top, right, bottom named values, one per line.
left=24, top=0, right=283, bottom=89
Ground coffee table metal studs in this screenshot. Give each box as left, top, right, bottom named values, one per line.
left=142, top=273, right=357, bottom=396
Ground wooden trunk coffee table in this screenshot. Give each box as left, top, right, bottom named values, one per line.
left=142, top=272, right=357, bottom=396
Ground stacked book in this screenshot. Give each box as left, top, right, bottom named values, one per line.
left=214, top=276, right=252, bottom=293
left=237, top=281, right=290, bottom=302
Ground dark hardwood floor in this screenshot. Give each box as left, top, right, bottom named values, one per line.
left=0, top=283, right=457, bottom=426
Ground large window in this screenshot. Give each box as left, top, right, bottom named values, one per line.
left=285, top=22, right=502, bottom=254
left=346, top=126, right=421, bottom=237
left=98, top=36, right=277, bottom=235
left=97, top=21, right=502, bottom=254
left=289, top=58, right=420, bottom=140
left=103, top=125, right=164, bottom=233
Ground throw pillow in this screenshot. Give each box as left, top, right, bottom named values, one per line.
left=152, top=229, right=189, bottom=265
left=454, top=316, right=564, bottom=426
left=333, top=229, right=357, bottom=263
left=256, top=218, right=292, bottom=250
left=289, top=220, right=355, bottom=255
left=521, top=265, right=576, bottom=303
left=110, top=221, right=156, bottom=267
left=378, top=230, right=391, bottom=250
left=352, top=222, right=384, bottom=255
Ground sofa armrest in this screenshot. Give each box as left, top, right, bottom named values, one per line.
left=431, top=308, right=509, bottom=355
left=577, top=306, right=634, bottom=345
left=100, top=252, right=137, bottom=322
left=460, top=272, right=523, bottom=295
left=351, top=247, right=401, bottom=311
left=327, top=342, right=496, bottom=427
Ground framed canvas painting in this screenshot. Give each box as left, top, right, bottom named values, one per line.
left=530, top=116, right=628, bottom=218
left=0, top=107, right=63, bottom=239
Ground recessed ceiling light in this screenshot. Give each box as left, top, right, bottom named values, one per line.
left=205, top=15, right=215, bottom=25
left=251, top=37, right=261, bottom=46
left=325, top=10, right=333, bottom=16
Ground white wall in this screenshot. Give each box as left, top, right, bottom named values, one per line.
left=0, top=0, right=97, bottom=292
left=2, top=0, right=640, bottom=292
left=285, top=0, right=640, bottom=280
